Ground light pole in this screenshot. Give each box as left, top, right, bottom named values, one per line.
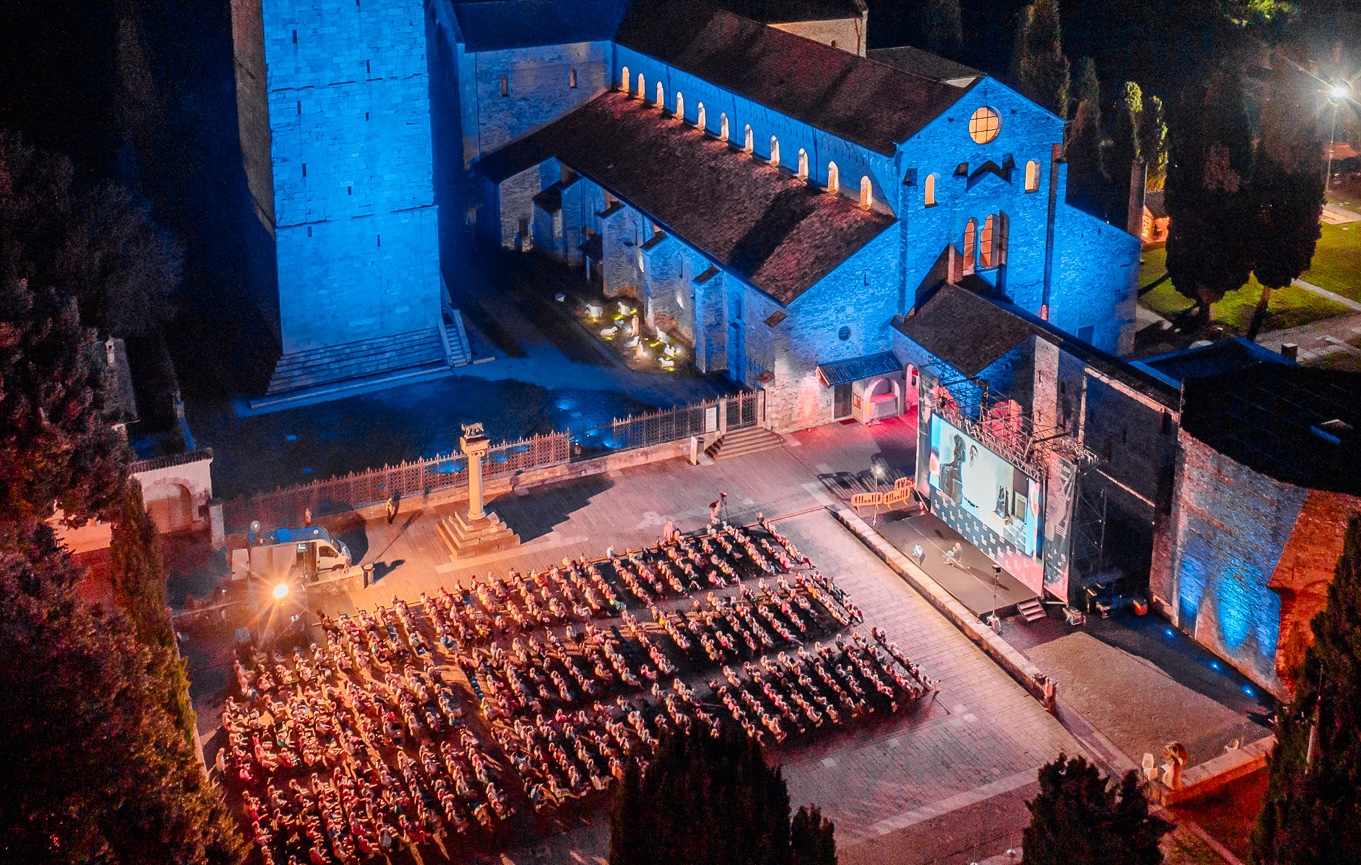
left=1326, top=80, right=1353, bottom=196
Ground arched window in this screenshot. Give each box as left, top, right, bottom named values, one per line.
left=980, top=215, right=995, bottom=267
left=696, top=102, right=706, bottom=131
left=637, top=73, right=645, bottom=100
left=996, top=212, right=1010, bottom=265
left=655, top=80, right=664, bottom=108
left=827, top=161, right=840, bottom=194
left=963, top=218, right=977, bottom=271
left=859, top=176, right=873, bottom=208
left=1025, top=160, right=1040, bottom=192
left=924, top=173, right=937, bottom=206
left=621, top=66, right=630, bottom=92
left=769, top=136, right=780, bottom=167
left=743, top=125, right=754, bottom=154
left=719, top=113, right=729, bottom=141
left=797, top=148, right=808, bottom=180
left=675, top=92, right=684, bottom=120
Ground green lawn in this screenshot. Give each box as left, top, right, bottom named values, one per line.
left=1300, top=222, right=1361, bottom=302
left=1138, top=246, right=1352, bottom=335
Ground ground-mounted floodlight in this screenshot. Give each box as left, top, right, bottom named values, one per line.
left=1329, top=81, right=1352, bottom=105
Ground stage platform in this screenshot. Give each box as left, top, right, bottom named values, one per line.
left=871, top=511, right=1039, bottom=618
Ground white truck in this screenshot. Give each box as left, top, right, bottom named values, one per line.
left=237, top=525, right=353, bottom=582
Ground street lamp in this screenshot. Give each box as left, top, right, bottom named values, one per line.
left=1325, top=79, right=1353, bottom=195
left=272, top=582, right=290, bottom=600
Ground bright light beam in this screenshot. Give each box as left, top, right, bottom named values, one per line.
left=273, top=583, right=289, bottom=600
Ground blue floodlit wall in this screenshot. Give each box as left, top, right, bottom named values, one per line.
left=1158, top=432, right=1308, bottom=696
left=1049, top=204, right=1141, bottom=355
left=260, top=0, right=441, bottom=354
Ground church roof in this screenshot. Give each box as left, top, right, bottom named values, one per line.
left=613, top=0, right=974, bottom=156
left=893, top=281, right=1179, bottom=406
left=451, top=0, right=629, bottom=52
left=867, top=46, right=982, bottom=85
left=474, top=91, right=895, bottom=305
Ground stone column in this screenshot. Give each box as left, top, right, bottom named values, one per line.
left=461, top=425, right=491, bottom=521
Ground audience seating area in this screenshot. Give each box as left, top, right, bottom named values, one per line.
left=217, top=519, right=936, bottom=864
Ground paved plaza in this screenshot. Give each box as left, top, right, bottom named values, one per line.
left=252, top=417, right=1088, bottom=864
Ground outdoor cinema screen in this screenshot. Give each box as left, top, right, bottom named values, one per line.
left=927, top=415, right=1042, bottom=558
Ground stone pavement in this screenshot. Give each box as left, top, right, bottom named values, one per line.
left=1256, top=310, right=1361, bottom=364
left=292, top=416, right=1086, bottom=864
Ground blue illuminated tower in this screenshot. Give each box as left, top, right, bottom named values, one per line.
left=233, top=0, right=452, bottom=398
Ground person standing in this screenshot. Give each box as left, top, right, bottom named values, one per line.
left=385, top=496, right=396, bottom=525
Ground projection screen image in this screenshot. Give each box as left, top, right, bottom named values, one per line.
left=927, top=415, right=1042, bottom=558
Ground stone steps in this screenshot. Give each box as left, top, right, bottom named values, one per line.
left=436, top=509, right=520, bottom=559
left=266, top=327, right=447, bottom=395
left=704, top=426, right=785, bottom=461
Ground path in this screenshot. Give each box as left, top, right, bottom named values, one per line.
left=1255, top=310, right=1361, bottom=363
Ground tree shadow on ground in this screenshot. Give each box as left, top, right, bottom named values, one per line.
left=371, top=559, right=406, bottom=583
left=492, top=474, right=614, bottom=543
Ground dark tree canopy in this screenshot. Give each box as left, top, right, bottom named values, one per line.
left=609, top=727, right=833, bottom=865
left=0, top=134, right=180, bottom=339
left=1252, top=517, right=1361, bottom=865
left=925, top=0, right=963, bottom=61
left=1165, top=64, right=1256, bottom=321
left=0, top=523, right=246, bottom=865
left=1023, top=753, right=1171, bottom=865
left=1139, top=94, right=1168, bottom=191
left=1251, top=58, right=1325, bottom=292
left=0, top=276, right=127, bottom=527
left=1066, top=58, right=1107, bottom=215
left=1015, top=0, right=1071, bottom=119
left=791, top=805, right=838, bottom=865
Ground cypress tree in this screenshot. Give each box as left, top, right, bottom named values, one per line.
left=1247, top=58, right=1325, bottom=339
left=925, top=0, right=963, bottom=61
left=1108, top=81, right=1144, bottom=223
left=792, top=805, right=838, bottom=865
left=609, top=727, right=831, bottom=865
left=1016, top=0, right=1071, bottom=118
left=1140, top=94, right=1168, bottom=191
left=1023, top=753, right=1171, bottom=865
left=1165, top=64, right=1256, bottom=325
left=1251, top=516, right=1361, bottom=865
left=1066, top=58, right=1107, bottom=215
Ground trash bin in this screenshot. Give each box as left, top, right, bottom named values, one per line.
left=362, top=563, right=374, bottom=588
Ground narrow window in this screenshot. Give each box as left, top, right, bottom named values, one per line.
left=963, top=218, right=977, bottom=271
left=292, top=29, right=297, bottom=43
left=859, top=176, right=873, bottom=208
left=827, top=161, right=839, bottom=194
left=1026, top=160, right=1040, bottom=192
left=307, top=226, right=312, bottom=237
left=348, top=185, right=352, bottom=196
left=696, top=102, right=706, bottom=131
left=675, top=92, right=684, bottom=120
left=296, top=100, right=302, bottom=115
left=769, top=136, right=780, bottom=167
left=377, top=234, right=382, bottom=247
left=569, top=68, right=577, bottom=89
left=797, top=148, right=808, bottom=180
left=500, top=76, right=508, bottom=97
left=621, top=66, right=630, bottom=92
left=366, top=59, right=371, bottom=75
left=980, top=215, right=995, bottom=267
left=743, top=125, right=753, bottom=154
left=924, top=173, right=937, bottom=206
left=302, top=163, right=307, bottom=177
left=996, top=212, right=1009, bottom=265
left=719, top=113, right=729, bottom=141
left=655, top=80, right=663, bottom=108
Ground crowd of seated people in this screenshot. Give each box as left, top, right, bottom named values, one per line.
left=217, top=520, right=933, bottom=864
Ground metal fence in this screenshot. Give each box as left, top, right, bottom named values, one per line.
left=222, top=391, right=762, bottom=534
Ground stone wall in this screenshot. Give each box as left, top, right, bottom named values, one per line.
left=769, top=17, right=867, bottom=56
left=231, top=0, right=274, bottom=230
left=1049, top=204, right=1141, bottom=355
left=243, top=0, right=444, bottom=354
left=1152, top=432, right=1308, bottom=697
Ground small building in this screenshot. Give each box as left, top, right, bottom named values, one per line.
left=1141, top=189, right=1169, bottom=247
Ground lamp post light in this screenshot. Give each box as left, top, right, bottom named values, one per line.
left=273, top=582, right=290, bottom=601
left=1325, top=79, right=1353, bottom=196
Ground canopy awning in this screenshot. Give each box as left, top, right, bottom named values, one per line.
left=816, top=352, right=902, bottom=387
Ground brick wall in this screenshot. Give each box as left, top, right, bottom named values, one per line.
left=1153, top=432, right=1309, bottom=697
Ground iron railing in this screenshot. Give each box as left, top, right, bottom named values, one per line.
left=222, top=392, right=762, bottom=533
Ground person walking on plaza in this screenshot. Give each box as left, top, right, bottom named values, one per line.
left=386, top=496, right=397, bottom=525
left=943, top=542, right=963, bottom=569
